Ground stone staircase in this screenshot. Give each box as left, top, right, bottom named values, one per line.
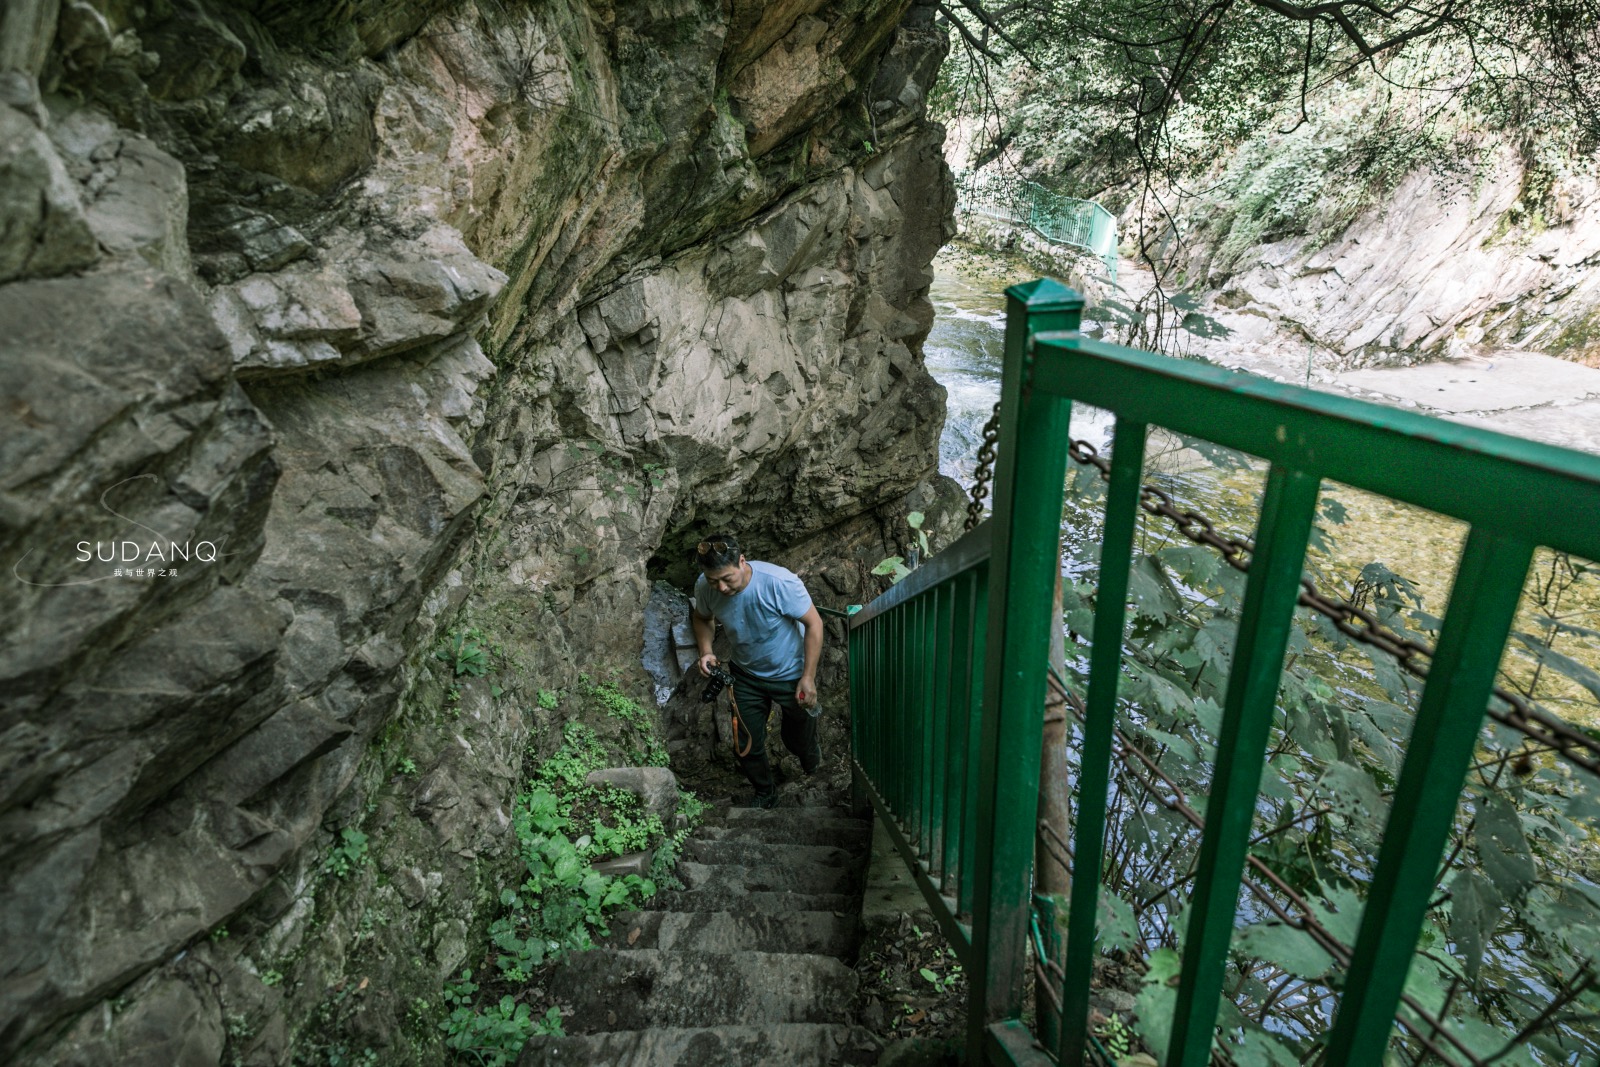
left=520, top=800, right=880, bottom=1066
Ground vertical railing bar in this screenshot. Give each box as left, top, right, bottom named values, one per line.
left=928, top=585, right=947, bottom=876
left=921, top=589, right=938, bottom=854
left=1057, top=417, right=1149, bottom=1067
left=876, top=614, right=889, bottom=790
left=871, top=618, right=882, bottom=787
left=908, top=598, right=921, bottom=838
left=960, top=563, right=990, bottom=917
left=850, top=622, right=863, bottom=795
left=895, top=604, right=909, bottom=821
left=1323, top=528, right=1535, bottom=1066
left=943, top=573, right=975, bottom=892
left=1166, top=464, right=1323, bottom=1067
left=905, top=598, right=917, bottom=826
left=913, top=593, right=928, bottom=844
left=967, top=280, right=1083, bottom=1065
left=871, top=618, right=883, bottom=787
left=883, top=609, right=896, bottom=815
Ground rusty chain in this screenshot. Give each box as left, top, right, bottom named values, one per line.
left=965, top=400, right=1003, bottom=532
left=1062, top=436, right=1600, bottom=776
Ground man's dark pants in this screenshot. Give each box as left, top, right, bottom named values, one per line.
left=729, top=662, right=821, bottom=796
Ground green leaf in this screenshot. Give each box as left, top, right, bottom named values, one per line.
left=1401, top=954, right=1452, bottom=1015
left=1142, top=947, right=1182, bottom=986
left=1448, top=870, right=1501, bottom=980
left=1308, top=885, right=1364, bottom=944
left=1096, top=891, right=1140, bottom=954
left=1317, top=762, right=1386, bottom=839
left=920, top=967, right=939, bottom=984
left=1563, top=783, right=1600, bottom=827
left=1230, top=1028, right=1302, bottom=1067
left=1535, top=614, right=1600, bottom=641
left=1128, top=556, right=1181, bottom=621
left=1145, top=728, right=1198, bottom=765
left=1193, top=616, right=1237, bottom=673
left=1158, top=544, right=1221, bottom=587
left=907, top=511, right=925, bottom=529
left=552, top=850, right=581, bottom=884
left=1510, top=632, right=1600, bottom=702
left=1133, top=968, right=1178, bottom=1062
left=1234, top=922, right=1335, bottom=979
left=871, top=556, right=906, bottom=576
left=1474, top=794, right=1536, bottom=899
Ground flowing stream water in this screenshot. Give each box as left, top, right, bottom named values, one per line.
left=925, top=260, right=1006, bottom=488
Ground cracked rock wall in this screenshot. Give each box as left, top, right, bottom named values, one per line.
left=0, top=0, right=956, bottom=1062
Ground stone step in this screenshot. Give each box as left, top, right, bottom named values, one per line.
left=548, top=950, right=858, bottom=1031
left=606, top=909, right=860, bottom=956
left=665, top=885, right=857, bottom=912
left=683, top=837, right=861, bottom=871
left=705, top=805, right=863, bottom=828
left=696, top=820, right=872, bottom=849
left=520, top=1023, right=881, bottom=1066
left=678, top=859, right=860, bottom=896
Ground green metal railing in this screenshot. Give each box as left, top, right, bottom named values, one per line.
left=954, top=171, right=1119, bottom=282
left=847, top=279, right=1600, bottom=1065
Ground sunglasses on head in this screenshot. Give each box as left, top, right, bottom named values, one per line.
left=696, top=541, right=732, bottom=555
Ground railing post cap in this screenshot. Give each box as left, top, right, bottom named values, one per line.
left=1005, top=277, right=1085, bottom=312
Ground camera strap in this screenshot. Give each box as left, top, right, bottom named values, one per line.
left=727, top=684, right=753, bottom=758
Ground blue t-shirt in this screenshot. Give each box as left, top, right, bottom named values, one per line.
left=693, top=561, right=813, bottom=681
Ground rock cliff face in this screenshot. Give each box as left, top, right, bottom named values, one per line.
left=0, top=1, right=955, bottom=1062
left=1166, top=137, right=1600, bottom=370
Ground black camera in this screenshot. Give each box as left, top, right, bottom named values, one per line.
left=700, top=666, right=732, bottom=703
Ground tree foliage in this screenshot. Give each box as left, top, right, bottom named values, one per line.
left=938, top=0, right=1600, bottom=171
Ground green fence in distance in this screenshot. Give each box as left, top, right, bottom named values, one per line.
left=954, top=171, right=1119, bottom=282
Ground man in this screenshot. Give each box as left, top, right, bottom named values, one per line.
left=690, top=533, right=824, bottom=808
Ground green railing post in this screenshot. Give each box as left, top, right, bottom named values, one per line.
left=1323, top=529, right=1535, bottom=1065
left=942, top=573, right=975, bottom=893
left=1166, top=465, right=1323, bottom=1067
left=960, top=567, right=989, bottom=917
left=966, top=278, right=1084, bottom=1065
left=1057, top=417, right=1149, bottom=1067
left=930, top=584, right=955, bottom=878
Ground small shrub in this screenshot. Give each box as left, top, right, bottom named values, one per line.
left=436, top=628, right=492, bottom=677
left=324, top=828, right=369, bottom=879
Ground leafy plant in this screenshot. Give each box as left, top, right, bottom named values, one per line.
left=872, top=511, right=935, bottom=585
left=438, top=691, right=703, bottom=1064
left=871, top=556, right=912, bottom=583
left=436, top=628, right=492, bottom=677
left=323, top=828, right=369, bottom=879
left=918, top=963, right=963, bottom=992
left=440, top=971, right=549, bottom=1067
left=1096, top=1011, right=1133, bottom=1060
